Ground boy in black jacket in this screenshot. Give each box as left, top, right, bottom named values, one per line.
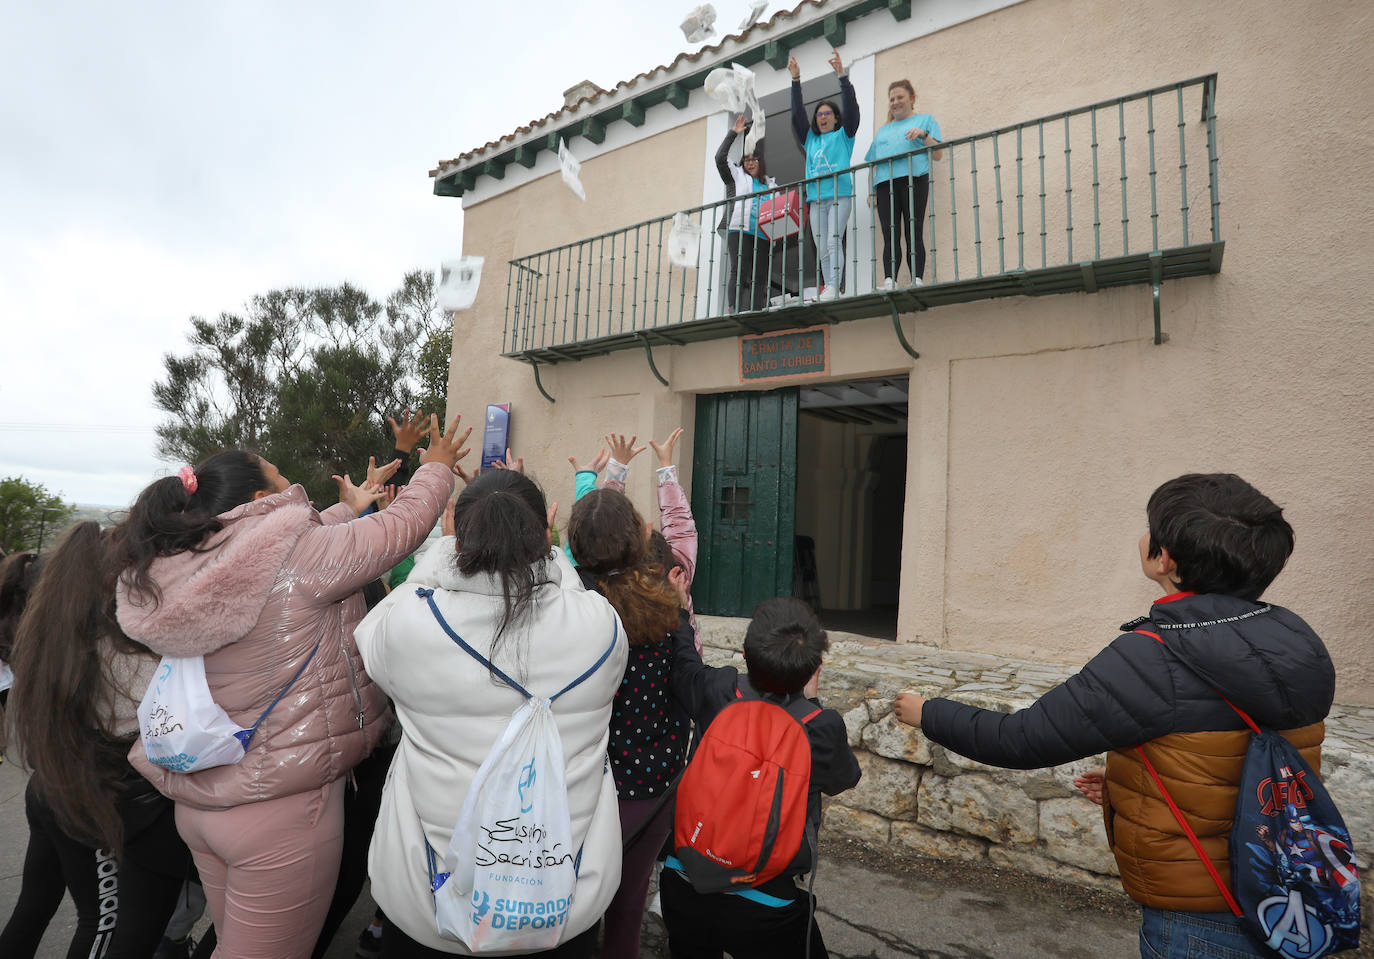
left=893, top=473, right=1336, bottom=958
left=665, top=597, right=861, bottom=959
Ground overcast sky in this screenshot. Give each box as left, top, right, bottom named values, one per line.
left=0, top=1, right=757, bottom=506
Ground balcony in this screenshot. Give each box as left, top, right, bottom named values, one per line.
left=501, top=75, right=1221, bottom=385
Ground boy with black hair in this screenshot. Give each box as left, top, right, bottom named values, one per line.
left=665, top=597, right=861, bottom=959
left=895, top=473, right=1337, bottom=958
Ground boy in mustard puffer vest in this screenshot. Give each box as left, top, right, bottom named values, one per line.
left=894, top=473, right=1336, bottom=958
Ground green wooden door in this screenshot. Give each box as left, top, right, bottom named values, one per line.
left=691, top=388, right=798, bottom=617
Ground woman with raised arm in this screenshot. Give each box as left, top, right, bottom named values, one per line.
left=865, top=78, right=943, bottom=289
left=1, top=523, right=192, bottom=959
left=113, top=416, right=467, bottom=959
left=789, top=49, right=860, bottom=302
left=716, top=114, right=777, bottom=313
left=356, top=468, right=626, bottom=958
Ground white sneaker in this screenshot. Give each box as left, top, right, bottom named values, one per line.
left=912, top=277, right=924, bottom=287
left=817, top=286, right=837, bottom=302
left=879, top=277, right=896, bottom=292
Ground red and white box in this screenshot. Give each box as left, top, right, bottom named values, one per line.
left=757, top=189, right=805, bottom=242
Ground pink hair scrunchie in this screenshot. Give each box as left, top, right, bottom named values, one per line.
left=177, top=465, right=198, bottom=494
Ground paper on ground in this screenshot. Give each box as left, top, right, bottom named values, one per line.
left=437, top=256, right=484, bottom=311
left=558, top=138, right=586, bottom=201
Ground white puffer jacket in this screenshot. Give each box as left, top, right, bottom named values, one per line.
left=356, top=538, right=626, bottom=954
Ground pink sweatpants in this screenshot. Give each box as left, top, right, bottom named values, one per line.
left=175, top=779, right=344, bottom=959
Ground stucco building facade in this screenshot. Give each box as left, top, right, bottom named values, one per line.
left=433, top=0, right=1374, bottom=706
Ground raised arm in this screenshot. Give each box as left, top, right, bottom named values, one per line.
left=837, top=65, right=860, bottom=137
left=787, top=56, right=809, bottom=146
left=716, top=117, right=744, bottom=187
left=385, top=407, right=433, bottom=486
left=292, top=414, right=468, bottom=603
left=649, top=428, right=697, bottom=580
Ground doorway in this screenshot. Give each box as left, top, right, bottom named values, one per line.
left=691, top=377, right=909, bottom=639
left=794, top=376, right=909, bottom=640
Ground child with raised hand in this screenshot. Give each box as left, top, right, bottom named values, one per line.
left=893, top=473, right=1335, bottom=958
left=567, top=487, right=691, bottom=959
left=583, top=428, right=702, bottom=651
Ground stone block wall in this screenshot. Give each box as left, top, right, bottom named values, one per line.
left=695, top=615, right=1374, bottom=914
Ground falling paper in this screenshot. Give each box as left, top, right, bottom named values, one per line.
left=704, top=63, right=756, bottom=114
left=680, top=4, right=717, bottom=44
left=558, top=138, right=586, bottom=201
left=437, top=256, right=484, bottom=312
left=738, top=0, right=767, bottom=31
left=667, top=213, right=702, bottom=268
left=742, top=68, right=765, bottom=153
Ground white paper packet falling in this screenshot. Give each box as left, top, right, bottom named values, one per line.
left=680, top=4, right=717, bottom=43
left=437, top=256, right=484, bottom=311
left=705, top=63, right=765, bottom=153
left=558, top=138, right=586, bottom=201
left=738, top=0, right=767, bottom=31
left=667, top=213, right=702, bottom=268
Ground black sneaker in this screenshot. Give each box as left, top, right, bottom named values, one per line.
left=355, top=925, right=383, bottom=959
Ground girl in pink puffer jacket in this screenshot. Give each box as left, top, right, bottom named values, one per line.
left=116, top=420, right=466, bottom=959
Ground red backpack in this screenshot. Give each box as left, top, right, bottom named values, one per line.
left=672, top=686, right=820, bottom=893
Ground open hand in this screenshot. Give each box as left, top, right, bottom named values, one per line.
left=893, top=692, right=926, bottom=728
left=366, top=456, right=402, bottom=489
left=827, top=49, right=844, bottom=76
left=441, top=492, right=459, bottom=537
left=333, top=472, right=387, bottom=515
left=649, top=427, right=684, bottom=468
left=668, top=565, right=692, bottom=608
left=605, top=433, right=647, bottom=464
left=1073, top=768, right=1107, bottom=806
left=418, top=413, right=472, bottom=471
left=387, top=408, right=431, bottom=453
left=733, top=113, right=748, bottom=134
left=568, top=448, right=610, bottom=474
left=488, top=448, right=524, bottom=473
left=787, top=55, right=800, bottom=80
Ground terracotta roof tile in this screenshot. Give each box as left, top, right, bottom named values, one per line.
left=429, top=0, right=827, bottom=178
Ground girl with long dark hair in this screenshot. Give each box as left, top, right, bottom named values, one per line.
left=356, top=468, right=626, bottom=958
left=1, top=522, right=192, bottom=959
left=568, top=487, right=692, bottom=959
left=114, top=420, right=465, bottom=959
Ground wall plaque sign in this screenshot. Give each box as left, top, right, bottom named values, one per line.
left=739, top=325, right=829, bottom=382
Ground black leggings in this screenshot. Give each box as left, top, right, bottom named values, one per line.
left=0, top=780, right=188, bottom=959
left=874, top=174, right=930, bottom=282
left=725, top=231, right=773, bottom=313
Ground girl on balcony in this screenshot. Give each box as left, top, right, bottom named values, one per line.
left=789, top=49, right=860, bottom=302
left=865, top=79, right=943, bottom=289
left=715, top=114, right=777, bottom=313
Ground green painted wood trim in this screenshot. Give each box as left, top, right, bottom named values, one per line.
left=823, top=14, right=846, bottom=48
left=581, top=116, right=605, bottom=144
left=432, top=174, right=463, bottom=198
left=665, top=82, right=689, bottom=109
left=546, top=132, right=562, bottom=151
left=513, top=144, right=538, bottom=168
left=764, top=40, right=789, bottom=69
left=622, top=101, right=646, bottom=126
left=483, top=158, right=506, bottom=180
left=888, top=0, right=912, bottom=21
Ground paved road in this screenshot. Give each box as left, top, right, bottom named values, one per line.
left=2, top=755, right=1144, bottom=959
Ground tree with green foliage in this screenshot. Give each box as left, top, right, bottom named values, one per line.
left=0, top=477, right=75, bottom=553
left=154, top=270, right=454, bottom=502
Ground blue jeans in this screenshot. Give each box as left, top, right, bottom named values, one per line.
left=808, top=196, right=853, bottom=292
left=1139, top=907, right=1267, bottom=958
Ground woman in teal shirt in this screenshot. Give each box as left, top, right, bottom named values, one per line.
left=864, top=78, right=942, bottom=289
left=789, top=50, right=859, bottom=303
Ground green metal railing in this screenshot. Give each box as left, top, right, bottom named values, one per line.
left=503, top=75, right=1221, bottom=364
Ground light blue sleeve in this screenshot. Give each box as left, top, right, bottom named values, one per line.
left=929, top=116, right=942, bottom=141
left=864, top=136, right=878, bottom=163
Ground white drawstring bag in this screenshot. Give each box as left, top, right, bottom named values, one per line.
left=680, top=4, right=717, bottom=43
left=668, top=213, right=702, bottom=268
left=437, top=257, right=484, bottom=312
left=138, top=645, right=317, bottom=773
left=417, top=587, right=617, bottom=953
